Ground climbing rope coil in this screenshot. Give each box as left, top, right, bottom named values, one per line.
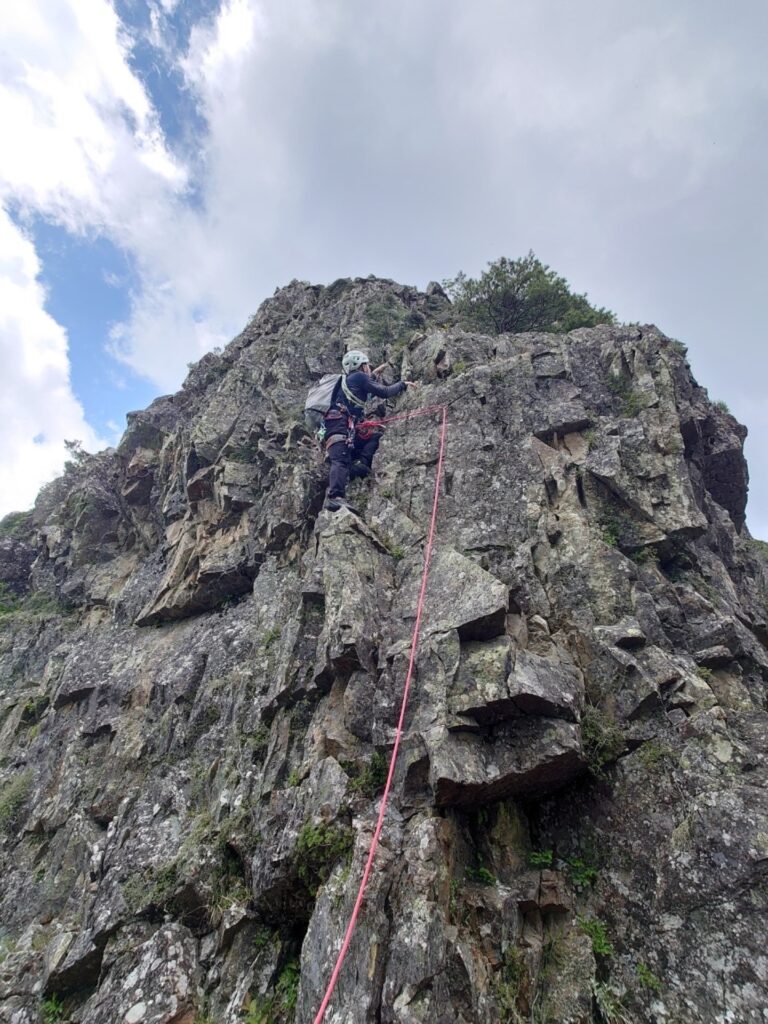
left=313, top=404, right=448, bottom=1023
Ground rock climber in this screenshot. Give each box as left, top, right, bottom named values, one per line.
left=324, top=350, right=418, bottom=512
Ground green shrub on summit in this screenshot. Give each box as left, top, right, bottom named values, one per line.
left=443, top=252, right=615, bottom=335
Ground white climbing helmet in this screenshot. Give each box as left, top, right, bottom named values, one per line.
left=342, top=350, right=370, bottom=373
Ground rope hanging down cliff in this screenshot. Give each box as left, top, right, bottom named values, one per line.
left=313, top=403, right=449, bottom=1024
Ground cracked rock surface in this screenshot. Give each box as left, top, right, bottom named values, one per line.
left=0, top=277, right=766, bottom=1023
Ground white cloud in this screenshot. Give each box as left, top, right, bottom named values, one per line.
left=8, top=0, right=762, bottom=392
left=107, top=283, right=232, bottom=385
left=0, top=209, right=103, bottom=516
left=183, top=0, right=259, bottom=94
left=0, top=0, right=186, bottom=229
left=0, top=0, right=259, bottom=391
left=0, top=0, right=189, bottom=508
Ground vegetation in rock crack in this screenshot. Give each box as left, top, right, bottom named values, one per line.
left=262, top=626, right=281, bottom=650
left=62, top=438, right=89, bottom=473
left=41, top=994, right=66, bottom=1023
left=528, top=849, right=554, bottom=868
left=579, top=916, right=614, bottom=957
left=465, top=864, right=496, bottom=886
left=636, top=961, right=662, bottom=992
left=530, top=930, right=567, bottom=1020
left=442, top=252, right=615, bottom=335
left=210, top=839, right=250, bottom=912
left=580, top=706, right=625, bottom=777
left=123, top=861, right=180, bottom=915
left=713, top=399, right=731, bottom=414
left=25, top=723, right=41, bottom=745
left=667, top=337, right=688, bottom=355
left=495, top=946, right=528, bottom=1022
left=540, top=929, right=566, bottom=973
left=252, top=924, right=275, bottom=951
left=583, top=426, right=598, bottom=448
left=295, top=822, right=354, bottom=895
left=592, top=981, right=632, bottom=1024
left=245, top=958, right=300, bottom=1023
left=0, top=583, right=72, bottom=621
left=249, top=724, right=270, bottom=759
left=606, top=373, right=644, bottom=417
left=748, top=538, right=768, bottom=560
left=599, top=509, right=623, bottom=549
left=0, top=509, right=33, bottom=539
left=638, top=741, right=675, bottom=772
left=566, top=855, right=599, bottom=889
left=342, top=751, right=388, bottom=798
left=21, top=694, right=49, bottom=727
left=0, top=770, right=33, bottom=834
left=629, top=545, right=658, bottom=566
left=123, top=828, right=250, bottom=925
left=0, top=582, right=17, bottom=615
left=689, top=573, right=720, bottom=605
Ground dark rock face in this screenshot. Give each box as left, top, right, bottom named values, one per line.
left=0, top=536, right=36, bottom=597
left=0, top=279, right=766, bottom=1024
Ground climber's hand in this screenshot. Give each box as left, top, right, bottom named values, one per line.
left=404, top=380, right=420, bottom=388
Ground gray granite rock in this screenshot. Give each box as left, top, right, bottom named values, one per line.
left=0, top=281, right=766, bottom=1024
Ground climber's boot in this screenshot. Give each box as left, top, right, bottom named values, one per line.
left=324, top=496, right=359, bottom=515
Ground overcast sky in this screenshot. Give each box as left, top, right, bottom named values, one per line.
left=1, top=0, right=767, bottom=535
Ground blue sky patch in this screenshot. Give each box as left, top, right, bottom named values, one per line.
left=115, top=0, right=219, bottom=156
left=30, top=217, right=159, bottom=445
left=12, top=1, right=225, bottom=452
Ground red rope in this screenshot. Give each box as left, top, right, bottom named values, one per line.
left=312, top=404, right=448, bottom=1023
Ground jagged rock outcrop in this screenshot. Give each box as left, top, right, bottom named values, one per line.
left=1, top=276, right=767, bottom=1024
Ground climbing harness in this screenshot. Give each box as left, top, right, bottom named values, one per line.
left=312, top=404, right=449, bottom=1024
left=306, top=374, right=371, bottom=449
left=324, top=433, right=346, bottom=449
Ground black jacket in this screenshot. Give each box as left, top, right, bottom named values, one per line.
left=332, top=371, right=406, bottom=421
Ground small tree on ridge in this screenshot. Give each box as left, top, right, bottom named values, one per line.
left=443, top=252, right=615, bottom=335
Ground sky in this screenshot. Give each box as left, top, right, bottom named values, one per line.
left=1, top=0, right=767, bottom=534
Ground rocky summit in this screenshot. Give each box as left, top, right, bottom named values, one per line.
left=1, top=277, right=767, bottom=1024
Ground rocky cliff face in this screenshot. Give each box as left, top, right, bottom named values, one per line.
left=1, top=278, right=766, bottom=1024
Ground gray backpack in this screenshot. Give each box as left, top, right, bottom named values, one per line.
left=304, top=373, right=341, bottom=430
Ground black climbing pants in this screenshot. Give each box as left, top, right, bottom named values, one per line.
left=327, top=435, right=380, bottom=498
